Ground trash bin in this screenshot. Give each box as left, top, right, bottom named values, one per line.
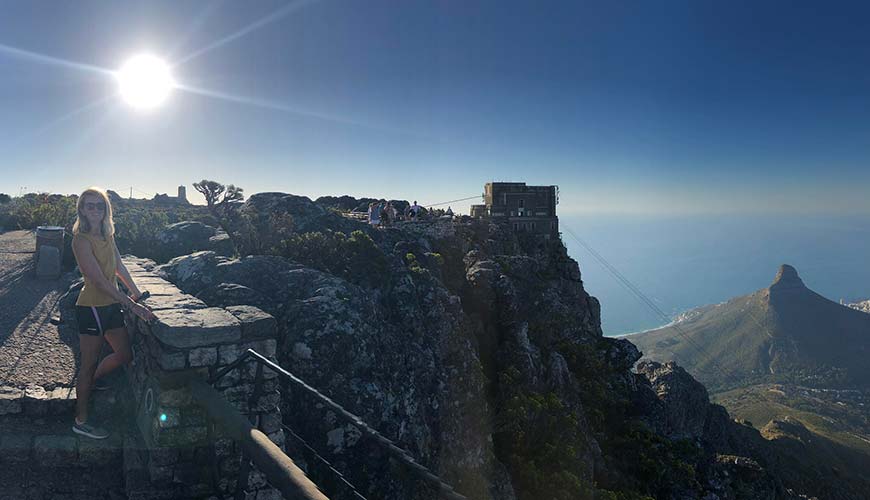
left=35, top=226, right=64, bottom=279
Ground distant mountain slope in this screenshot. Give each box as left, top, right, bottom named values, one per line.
left=629, top=265, right=870, bottom=392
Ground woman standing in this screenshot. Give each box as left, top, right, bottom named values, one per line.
left=70, top=187, right=156, bottom=439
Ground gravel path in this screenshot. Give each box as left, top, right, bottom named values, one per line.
left=0, top=230, right=78, bottom=389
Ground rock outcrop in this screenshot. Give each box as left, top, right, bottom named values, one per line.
left=154, top=221, right=217, bottom=263
left=155, top=193, right=814, bottom=500
left=769, top=264, right=806, bottom=293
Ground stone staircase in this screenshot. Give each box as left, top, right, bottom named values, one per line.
left=0, top=372, right=134, bottom=500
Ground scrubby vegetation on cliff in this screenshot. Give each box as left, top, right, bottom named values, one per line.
left=275, top=230, right=388, bottom=289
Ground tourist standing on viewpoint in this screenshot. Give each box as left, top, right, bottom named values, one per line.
left=385, top=201, right=399, bottom=226
left=409, top=200, right=421, bottom=221
left=368, top=201, right=381, bottom=226
left=71, top=187, right=156, bottom=439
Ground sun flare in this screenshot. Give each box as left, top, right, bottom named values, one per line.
left=116, top=54, right=174, bottom=109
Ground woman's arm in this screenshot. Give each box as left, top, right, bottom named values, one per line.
left=113, top=243, right=142, bottom=299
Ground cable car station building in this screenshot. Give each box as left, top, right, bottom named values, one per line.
left=470, top=182, right=559, bottom=238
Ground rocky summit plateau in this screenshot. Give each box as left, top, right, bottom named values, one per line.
left=129, top=192, right=854, bottom=499
left=3, top=191, right=865, bottom=499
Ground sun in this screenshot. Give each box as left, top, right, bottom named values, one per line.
left=116, top=54, right=175, bottom=109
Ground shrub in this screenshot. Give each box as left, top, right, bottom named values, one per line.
left=0, top=193, right=77, bottom=230
left=277, top=230, right=387, bottom=288
left=558, top=339, right=705, bottom=498
left=113, top=208, right=170, bottom=256
left=494, top=365, right=595, bottom=500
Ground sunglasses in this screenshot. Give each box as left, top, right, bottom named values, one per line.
left=84, top=202, right=106, bottom=211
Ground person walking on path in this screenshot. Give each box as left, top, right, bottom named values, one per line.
left=409, top=200, right=421, bottom=221
left=70, top=187, right=156, bottom=439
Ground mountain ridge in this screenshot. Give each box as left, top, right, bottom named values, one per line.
left=630, top=264, right=870, bottom=391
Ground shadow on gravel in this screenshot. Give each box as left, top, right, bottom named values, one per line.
left=0, top=266, right=74, bottom=385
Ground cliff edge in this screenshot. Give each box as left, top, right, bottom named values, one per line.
left=154, top=193, right=812, bottom=499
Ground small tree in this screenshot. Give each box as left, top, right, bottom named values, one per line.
left=0, top=193, right=11, bottom=204
left=193, top=180, right=245, bottom=254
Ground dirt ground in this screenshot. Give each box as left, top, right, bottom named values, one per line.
left=0, top=230, right=79, bottom=389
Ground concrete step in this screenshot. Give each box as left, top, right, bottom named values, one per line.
left=0, top=413, right=129, bottom=498
left=0, top=413, right=129, bottom=468
left=0, top=462, right=126, bottom=500
left=0, top=371, right=130, bottom=418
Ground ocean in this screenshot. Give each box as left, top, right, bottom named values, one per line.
left=559, top=214, right=870, bottom=336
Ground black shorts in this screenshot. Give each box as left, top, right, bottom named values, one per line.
left=76, top=303, right=126, bottom=336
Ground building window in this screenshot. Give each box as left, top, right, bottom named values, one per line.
left=513, top=223, right=519, bottom=231
left=519, top=199, right=525, bottom=208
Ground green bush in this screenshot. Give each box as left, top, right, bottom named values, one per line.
left=558, top=340, right=705, bottom=498
left=277, top=230, right=387, bottom=288
left=494, top=366, right=595, bottom=500
left=113, top=208, right=170, bottom=256
left=0, top=193, right=77, bottom=230
left=404, top=252, right=424, bottom=273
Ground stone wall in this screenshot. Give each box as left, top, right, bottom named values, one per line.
left=121, top=256, right=285, bottom=500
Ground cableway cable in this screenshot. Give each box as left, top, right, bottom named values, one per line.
left=423, top=195, right=481, bottom=208
left=562, top=225, right=747, bottom=390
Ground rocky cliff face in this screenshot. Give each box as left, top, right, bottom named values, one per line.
left=155, top=194, right=811, bottom=499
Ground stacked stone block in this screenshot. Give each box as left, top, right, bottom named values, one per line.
left=121, top=257, right=285, bottom=500
left=0, top=385, right=127, bottom=499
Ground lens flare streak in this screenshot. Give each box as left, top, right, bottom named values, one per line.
left=174, top=0, right=319, bottom=66
left=176, top=83, right=432, bottom=139
left=0, top=43, right=113, bottom=76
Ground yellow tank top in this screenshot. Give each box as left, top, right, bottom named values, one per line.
left=73, top=231, right=119, bottom=307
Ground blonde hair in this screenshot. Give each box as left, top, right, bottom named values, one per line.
left=72, top=187, right=115, bottom=238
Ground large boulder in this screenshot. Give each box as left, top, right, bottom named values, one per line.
left=195, top=282, right=277, bottom=317
left=314, top=195, right=378, bottom=212
left=245, top=192, right=325, bottom=230
left=156, top=251, right=230, bottom=294
left=154, top=221, right=217, bottom=263
left=156, top=251, right=305, bottom=299
left=636, top=360, right=711, bottom=440
left=207, top=231, right=234, bottom=257
left=240, top=193, right=370, bottom=251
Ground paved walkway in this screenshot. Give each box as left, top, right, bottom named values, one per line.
left=0, top=230, right=77, bottom=389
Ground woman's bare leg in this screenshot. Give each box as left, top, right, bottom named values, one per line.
left=93, top=326, right=133, bottom=381
left=75, top=334, right=103, bottom=423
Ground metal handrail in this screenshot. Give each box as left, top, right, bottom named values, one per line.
left=211, top=349, right=468, bottom=500
left=190, top=378, right=328, bottom=500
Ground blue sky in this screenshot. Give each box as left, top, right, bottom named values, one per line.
left=1, top=0, right=869, bottom=214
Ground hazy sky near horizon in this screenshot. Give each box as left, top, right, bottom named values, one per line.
left=1, top=0, right=869, bottom=215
